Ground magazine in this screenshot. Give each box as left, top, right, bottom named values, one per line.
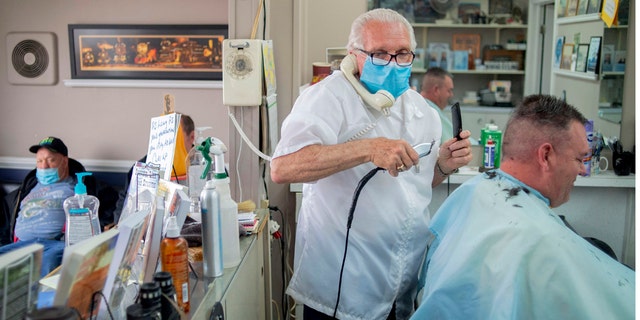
left=0, top=243, right=43, bottom=320
left=53, top=229, right=119, bottom=319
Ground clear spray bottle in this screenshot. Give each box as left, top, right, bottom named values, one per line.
left=186, top=127, right=212, bottom=223
left=63, top=172, right=101, bottom=246
left=208, top=137, right=241, bottom=268
left=186, top=127, right=213, bottom=202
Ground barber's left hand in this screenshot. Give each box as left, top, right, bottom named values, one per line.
left=438, top=130, right=473, bottom=173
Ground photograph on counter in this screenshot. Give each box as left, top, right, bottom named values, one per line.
left=68, top=24, right=228, bottom=80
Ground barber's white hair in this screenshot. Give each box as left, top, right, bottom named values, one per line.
left=347, top=8, right=417, bottom=52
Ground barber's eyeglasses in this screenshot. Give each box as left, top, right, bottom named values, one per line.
left=357, top=49, right=415, bottom=67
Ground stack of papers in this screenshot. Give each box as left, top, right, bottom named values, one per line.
left=238, top=212, right=259, bottom=233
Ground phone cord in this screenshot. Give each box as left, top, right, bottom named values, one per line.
left=333, top=166, right=384, bottom=317
left=347, top=123, right=377, bottom=142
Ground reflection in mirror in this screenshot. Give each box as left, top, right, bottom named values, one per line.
left=598, top=74, right=623, bottom=135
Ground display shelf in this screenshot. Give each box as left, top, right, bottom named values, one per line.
left=556, top=13, right=601, bottom=25
left=410, top=18, right=528, bottom=107
left=602, top=71, right=625, bottom=77
left=552, top=69, right=599, bottom=81
left=551, top=0, right=624, bottom=140
left=412, top=23, right=527, bottom=29
left=412, top=68, right=524, bottom=75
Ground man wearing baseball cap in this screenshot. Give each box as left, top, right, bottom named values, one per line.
left=0, top=136, right=76, bottom=277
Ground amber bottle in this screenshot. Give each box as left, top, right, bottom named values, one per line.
left=160, top=216, right=190, bottom=313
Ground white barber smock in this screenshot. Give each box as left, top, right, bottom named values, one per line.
left=413, top=170, right=635, bottom=319
left=273, top=71, right=441, bottom=320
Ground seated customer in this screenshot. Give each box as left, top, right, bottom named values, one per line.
left=413, top=95, right=634, bottom=319
left=0, top=137, right=87, bottom=277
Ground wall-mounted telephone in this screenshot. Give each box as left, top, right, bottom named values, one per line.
left=222, top=39, right=263, bottom=107
left=340, top=54, right=394, bottom=116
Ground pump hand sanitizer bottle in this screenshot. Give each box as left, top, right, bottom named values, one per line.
left=64, top=172, right=101, bottom=246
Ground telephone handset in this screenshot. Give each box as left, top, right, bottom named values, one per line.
left=340, top=54, right=395, bottom=116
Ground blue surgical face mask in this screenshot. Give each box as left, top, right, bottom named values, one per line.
left=36, top=168, right=59, bottom=185
left=359, top=58, right=411, bottom=99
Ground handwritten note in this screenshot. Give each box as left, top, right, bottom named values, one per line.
left=147, top=113, right=180, bottom=180
left=600, top=0, right=619, bottom=27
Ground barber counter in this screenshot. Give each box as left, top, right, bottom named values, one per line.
left=291, top=169, right=635, bottom=269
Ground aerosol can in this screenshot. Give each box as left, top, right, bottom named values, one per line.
left=200, top=178, right=223, bottom=278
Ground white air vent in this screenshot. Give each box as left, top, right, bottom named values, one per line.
left=6, top=32, right=57, bottom=85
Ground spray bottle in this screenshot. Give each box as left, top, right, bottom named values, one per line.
left=186, top=127, right=213, bottom=223
left=64, top=172, right=100, bottom=246
left=199, top=137, right=241, bottom=268
left=186, top=127, right=213, bottom=202
left=198, top=137, right=224, bottom=277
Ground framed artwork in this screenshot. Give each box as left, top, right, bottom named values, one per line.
left=554, top=36, right=565, bottom=69
left=68, top=24, right=228, bottom=80
left=575, top=44, right=590, bottom=72
left=566, top=0, right=579, bottom=16
left=489, top=0, right=512, bottom=14
left=412, top=0, right=445, bottom=23
left=586, top=36, right=602, bottom=74
left=557, top=0, right=568, bottom=17
left=587, top=0, right=603, bottom=13
left=577, top=0, right=589, bottom=14
left=458, top=3, right=481, bottom=22
left=601, top=44, right=614, bottom=71
left=560, top=43, right=574, bottom=70
left=452, top=33, right=481, bottom=60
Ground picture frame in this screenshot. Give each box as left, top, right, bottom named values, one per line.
left=560, top=43, right=574, bottom=70
left=557, top=0, right=568, bottom=17
left=601, top=44, right=614, bottom=71
left=586, top=36, right=602, bottom=74
left=452, top=33, right=481, bottom=60
left=577, top=0, right=589, bottom=14
left=566, top=0, right=579, bottom=16
left=554, top=36, right=565, bottom=69
left=489, top=0, right=512, bottom=14
left=412, top=0, right=445, bottom=23
left=575, top=44, right=590, bottom=72
left=68, top=24, right=228, bottom=80
left=586, top=0, right=602, bottom=13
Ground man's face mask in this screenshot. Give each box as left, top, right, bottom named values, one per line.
left=359, top=58, right=411, bottom=99
left=36, top=168, right=59, bottom=185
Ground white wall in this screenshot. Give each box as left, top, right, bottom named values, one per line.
left=0, top=0, right=229, bottom=162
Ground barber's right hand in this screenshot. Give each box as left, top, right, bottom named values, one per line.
left=368, top=138, right=418, bottom=177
